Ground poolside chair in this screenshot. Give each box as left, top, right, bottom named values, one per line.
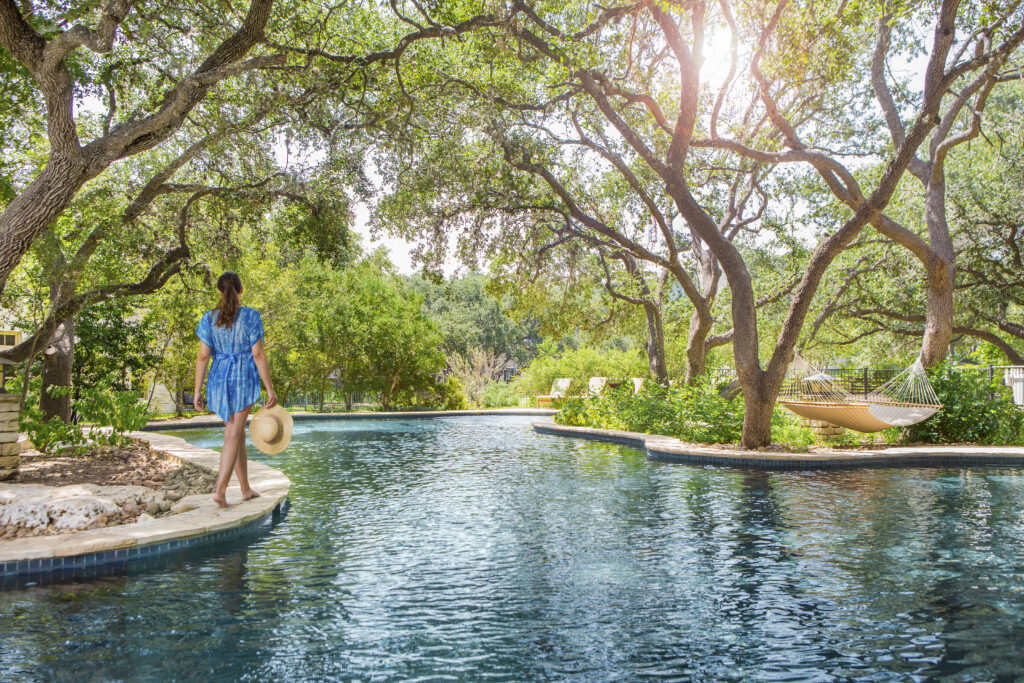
left=588, top=377, right=608, bottom=396
left=537, top=378, right=572, bottom=407
left=632, top=377, right=644, bottom=394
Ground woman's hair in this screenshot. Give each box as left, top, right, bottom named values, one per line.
left=214, top=272, right=244, bottom=328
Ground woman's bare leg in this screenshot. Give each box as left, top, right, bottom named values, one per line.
left=214, top=410, right=249, bottom=508
left=234, top=431, right=259, bottom=500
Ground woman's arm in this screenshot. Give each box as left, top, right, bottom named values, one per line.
left=194, top=342, right=212, bottom=411
left=251, top=339, right=278, bottom=408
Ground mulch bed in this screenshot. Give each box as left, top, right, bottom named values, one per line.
left=16, top=443, right=180, bottom=488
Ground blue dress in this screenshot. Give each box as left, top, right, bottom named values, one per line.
left=195, top=307, right=264, bottom=422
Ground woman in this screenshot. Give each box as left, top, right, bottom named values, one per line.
left=194, top=272, right=278, bottom=508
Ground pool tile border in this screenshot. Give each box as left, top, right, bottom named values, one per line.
left=532, top=420, right=1024, bottom=470
left=145, top=408, right=558, bottom=430
left=0, top=431, right=290, bottom=587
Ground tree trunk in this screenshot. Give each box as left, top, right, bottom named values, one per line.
left=684, top=310, right=713, bottom=384
left=345, top=392, right=353, bottom=411
left=740, top=383, right=774, bottom=449
left=920, top=173, right=955, bottom=367
left=921, top=263, right=954, bottom=367
left=642, top=301, right=668, bottom=383
left=39, top=317, right=75, bottom=422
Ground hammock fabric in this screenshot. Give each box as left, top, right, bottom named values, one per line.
left=777, top=356, right=942, bottom=433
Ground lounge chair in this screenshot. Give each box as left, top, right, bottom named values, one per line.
left=537, top=378, right=572, bottom=407
left=588, top=376, right=608, bottom=396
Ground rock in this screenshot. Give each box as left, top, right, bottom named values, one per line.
left=146, top=501, right=160, bottom=516
left=136, top=513, right=156, bottom=524
left=158, top=500, right=171, bottom=513
left=166, top=490, right=182, bottom=501
left=123, top=502, right=140, bottom=516
left=170, top=500, right=198, bottom=514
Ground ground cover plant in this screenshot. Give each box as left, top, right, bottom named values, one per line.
left=555, top=382, right=749, bottom=445
left=902, top=364, right=1024, bottom=446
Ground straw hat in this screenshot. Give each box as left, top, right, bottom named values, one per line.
left=249, top=405, right=293, bottom=454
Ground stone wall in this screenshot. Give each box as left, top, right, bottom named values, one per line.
left=800, top=418, right=845, bottom=441
left=0, top=394, right=20, bottom=480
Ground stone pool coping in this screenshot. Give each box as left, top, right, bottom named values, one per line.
left=146, top=407, right=558, bottom=430
left=0, top=431, right=290, bottom=582
left=533, top=419, right=1024, bottom=470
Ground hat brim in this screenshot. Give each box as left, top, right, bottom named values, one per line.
left=249, top=405, right=294, bottom=455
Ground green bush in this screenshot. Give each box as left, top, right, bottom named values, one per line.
left=437, top=376, right=470, bottom=411
left=13, top=373, right=148, bottom=453
left=76, top=377, right=150, bottom=446
left=555, top=381, right=832, bottom=448
left=479, top=381, right=523, bottom=408
left=901, top=363, right=1024, bottom=445
left=770, top=407, right=817, bottom=449
left=392, top=376, right=469, bottom=411
left=512, top=344, right=648, bottom=398
left=556, top=381, right=745, bottom=444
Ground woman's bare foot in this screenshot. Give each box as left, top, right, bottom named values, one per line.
left=241, top=490, right=261, bottom=501
left=212, top=492, right=230, bottom=508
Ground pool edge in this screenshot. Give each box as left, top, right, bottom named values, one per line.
left=144, top=408, right=558, bottom=431
left=0, top=431, right=290, bottom=587
left=532, top=419, right=1024, bottom=470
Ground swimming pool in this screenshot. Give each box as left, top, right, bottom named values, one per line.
left=1, top=415, right=1023, bottom=680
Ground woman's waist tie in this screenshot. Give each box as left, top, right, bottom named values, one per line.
left=210, top=349, right=254, bottom=378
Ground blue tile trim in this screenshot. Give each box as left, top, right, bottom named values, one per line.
left=144, top=409, right=557, bottom=431
left=0, top=499, right=288, bottom=589
left=534, top=423, right=1024, bottom=471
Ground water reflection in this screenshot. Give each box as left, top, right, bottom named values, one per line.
left=0, top=416, right=1022, bottom=680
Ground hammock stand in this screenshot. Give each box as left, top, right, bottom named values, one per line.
left=777, top=356, right=942, bottom=433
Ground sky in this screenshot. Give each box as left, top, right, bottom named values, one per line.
left=350, top=200, right=422, bottom=275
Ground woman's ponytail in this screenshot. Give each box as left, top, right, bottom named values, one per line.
left=215, top=271, right=243, bottom=328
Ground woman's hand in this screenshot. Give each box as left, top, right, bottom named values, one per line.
left=194, top=393, right=205, bottom=411
left=265, top=390, right=278, bottom=409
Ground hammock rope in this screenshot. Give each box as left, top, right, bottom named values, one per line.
left=777, top=355, right=942, bottom=433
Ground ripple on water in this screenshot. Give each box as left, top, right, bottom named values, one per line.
left=1, top=416, right=1023, bottom=681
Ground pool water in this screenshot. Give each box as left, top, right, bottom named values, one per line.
left=2, top=415, right=1024, bottom=680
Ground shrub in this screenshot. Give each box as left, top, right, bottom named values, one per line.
left=14, top=373, right=148, bottom=453
left=901, top=363, right=1024, bottom=445
left=479, top=381, right=523, bottom=408
left=76, top=378, right=149, bottom=446
left=556, top=381, right=744, bottom=444
left=447, top=348, right=507, bottom=406
left=770, top=407, right=817, bottom=449
left=512, top=345, right=649, bottom=398
left=392, top=376, right=469, bottom=411
left=437, top=376, right=470, bottom=411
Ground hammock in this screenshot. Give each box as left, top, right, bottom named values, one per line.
left=777, top=355, right=942, bottom=433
